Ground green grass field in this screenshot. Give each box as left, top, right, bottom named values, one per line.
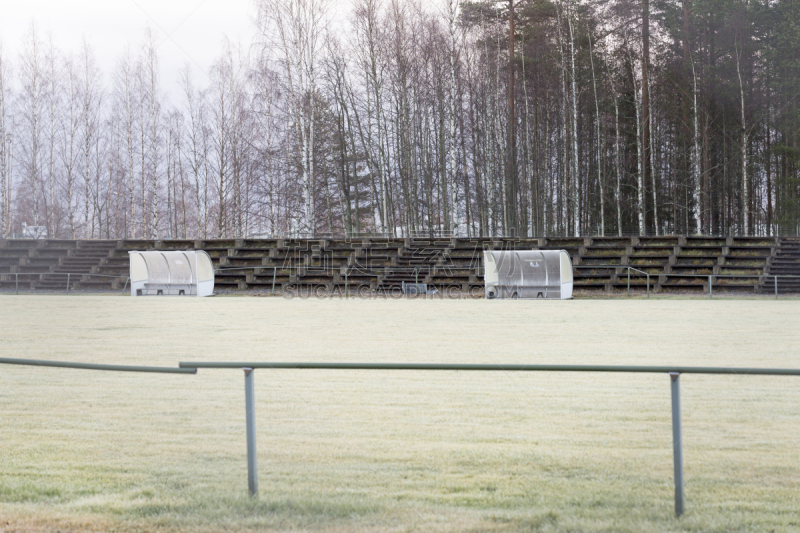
left=1, top=295, right=799, bottom=532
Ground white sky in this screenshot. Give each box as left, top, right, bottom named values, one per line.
left=0, top=0, right=259, bottom=100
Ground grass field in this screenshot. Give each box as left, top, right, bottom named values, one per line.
left=1, top=295, right=799, bottom=532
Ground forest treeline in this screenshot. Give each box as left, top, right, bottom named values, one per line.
left=0, top=0, right=798, bottom=239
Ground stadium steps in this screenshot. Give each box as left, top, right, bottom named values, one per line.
left=33, top=241, right=119, bottom=290
left=0, top=240, right=76, bottom=289
left=377, top=238, right=454, bottom=290
left=759, top=237, right=800, bottom=293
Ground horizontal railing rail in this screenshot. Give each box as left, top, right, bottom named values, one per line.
left=178, top=361, right=800, bottom=375
left=214, top=264, right=800, bottom=279
left=0, top=357, right=195, bottom=374
left=0, top=272, right=125, bottom=277
left=213, top=264, right=443, bottom=268
left=574, top=267, right=800, bottom=279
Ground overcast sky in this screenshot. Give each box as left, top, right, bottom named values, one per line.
left=0, top=0, right=260, bottom=99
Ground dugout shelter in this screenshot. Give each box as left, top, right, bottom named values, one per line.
left=129, top=250, right=214, bottom=297
left=483, top=250, right=573, bottom=299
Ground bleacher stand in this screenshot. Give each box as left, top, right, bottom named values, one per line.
left=1, top=236, right=793, bottom=294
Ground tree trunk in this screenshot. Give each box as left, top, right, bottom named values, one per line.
left=589, top=35, right=604, bottom=236
left=691, top=59, right=702, bottom=234
left=567, top=5, right=579, bottom=236
left=641, top=0, right=651, bottom=235
left=736, top=45, right=749, bottom=235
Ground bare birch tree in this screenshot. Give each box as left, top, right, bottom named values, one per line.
left=735, top=42, right=749, bottom=235
left=0, top=43, right=9, bottom=238
left=79, top=39, right=102, bottom=238
left=45, top=35, right=59, bottom=237
left=180, top=65, right=209, bottom=238
left=60, top=55, right=80, bottom=238
left=258, top=0, right=330, bottom=236
left=114, top=48, right=138, bottom=238
left=18, top=23, right=46, bottom=229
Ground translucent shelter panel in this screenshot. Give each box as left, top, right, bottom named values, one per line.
left=196, top=251, right=214, bottom=282
left=496, top=251, right=523, bottom=286
left=483, top=252, right=499, bottom=284
left=544, top=252, right=562, bottom=290
left=516, top=251, right=547, bottom=288
left=142, top=254, right=170, bottom=284
left=130, top=253, right=148, bottom=282
left=164, top=252, right=195, bottom=284
left=560, top=251, right=573, bottom=283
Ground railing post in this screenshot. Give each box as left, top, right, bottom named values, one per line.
left=670, top=372, right=685, bottom=517
left=243, top=367, right=258, bottom=496
left=15, top=272, right=19, bottom=294
left=708, top=275, right=712, bottom=299
left=774, top=276, right=778, bottom=300
left=345, top=268, right=348, bottom=299
left=647, top=273, right=650, bottom=299
left=66, top=273, right=70, bottom=294
left=627, top=267, right=631, bottom=297
left=271, top=267, right=277, bottom=294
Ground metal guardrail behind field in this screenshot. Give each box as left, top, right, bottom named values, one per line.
left=574, top=265, right=652, bottom=297
left=1, top=272, right=130, bottom=295
left=3, top=356, right=799, bottom=516
left=4, top=267, right=800, bottom=298
left=214, top=265, right=799, bottom=299
left=573, top=265, right=799, bottom=299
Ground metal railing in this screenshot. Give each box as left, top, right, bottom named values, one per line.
left=4, top=268, right=800, bottom=299
left=574, top=265, right=652, bottom=297
left=0, top=272, right=130, bottom=295
left=657, top=272, right=800, bottom=300
left=179, top=361, right=799, bottom=516
left=574, top=266, right=800, bottom=299
left=0, top=356, right=195, bottom=374
left=3, top=356, right=799, bottom=517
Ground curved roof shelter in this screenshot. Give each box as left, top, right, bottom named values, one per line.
left=483, top=250, right=573, bottom=300
left=129, top=251, right=214, bottom=297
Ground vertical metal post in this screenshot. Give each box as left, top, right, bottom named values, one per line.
left=670, top=372, right=685, bottom=517
left=627, top=268, right=631, bottom=296
left=344, top=268, right=348, bottom=298
left=647, top=273, right=650, bottom=299
left=243, top=368, right=258, bottom=496
left=15, top=272, right=19, bottom=294
left=774, top=276, right=778, bottom=299
left=66, top=273, right=70, bottom=294
left=708, top=275, right=712, bottom=299
left=271, top=267, right=277, bottom=294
